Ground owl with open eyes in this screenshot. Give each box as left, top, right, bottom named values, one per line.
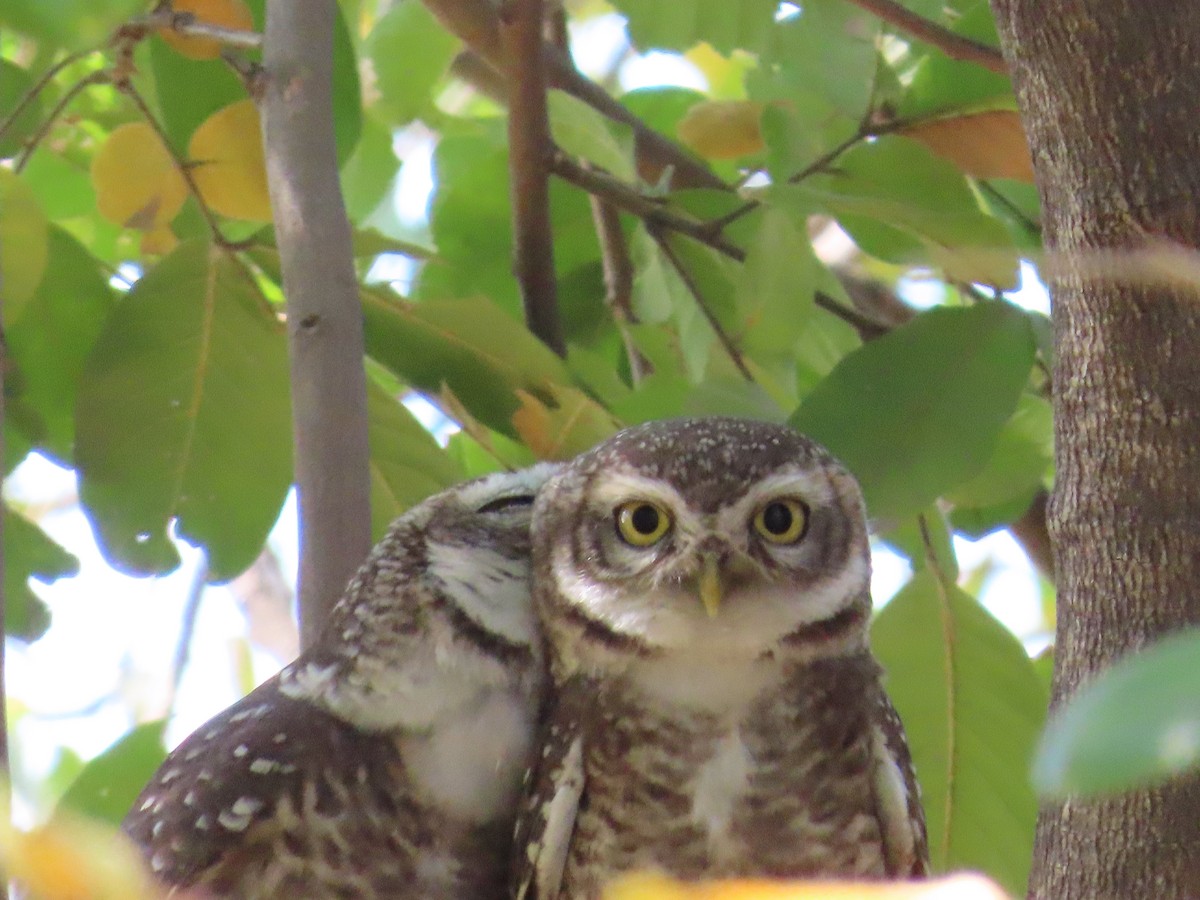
left=513, top=417, right=928, bottom=899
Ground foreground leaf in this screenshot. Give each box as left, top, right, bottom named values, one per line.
left=791, top=301, right=1035, bottom=521
left=1034, top=627, right=1200, bottom=796
left=872, top=572, right=1046, bottom=895
left=77, top=240, right=292, bottom=580
left=0, top=812, right=160, bottom=900
left=56, top=721, right=167, bottom=826
left=605, top=871, right=1010, bottom=899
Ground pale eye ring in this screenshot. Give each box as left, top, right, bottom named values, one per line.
left=615, top=500, right=672, bottom=547
left=753, top=498, right=810, bottom=544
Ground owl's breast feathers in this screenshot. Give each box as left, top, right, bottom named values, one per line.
left=516, top=651, right=927, bottom=898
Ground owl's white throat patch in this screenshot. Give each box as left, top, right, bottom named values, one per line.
left=691, top=728, right=753, bottom=861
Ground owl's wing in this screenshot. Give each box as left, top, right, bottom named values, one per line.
left=513, top=678, right=588, bottom=900
left=869, top=690, right=930, bottom=877
left=123, top=672, right=401, bottom=890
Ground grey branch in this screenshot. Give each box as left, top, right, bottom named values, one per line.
left=261, top=0, right=372, bottom=649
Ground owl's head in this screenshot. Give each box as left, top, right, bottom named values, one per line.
left=533, top=418, right=872, bottom=669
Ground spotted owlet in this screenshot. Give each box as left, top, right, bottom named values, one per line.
left=513, top=418, right=927, bottom=898
left=124, top=465, right=559, bottom=899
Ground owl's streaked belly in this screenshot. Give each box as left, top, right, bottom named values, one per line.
left=563, top=656, right=888, bottom=895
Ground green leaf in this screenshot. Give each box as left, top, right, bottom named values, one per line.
left=366, top=376, right=464, bottom=541
left=6, top=509, right=78, bottom=642
left=612, top=0, right=779, bottom=55
left=56, top=721, right=167, bottom=826
left=872, top=572, right=1045, bottom=894
left=772, top=136, right=1021, bottom=287
left=945, top=392, right=1053, bottom=509
left=0, top=59, right=44, bottom=158
left=329, top=4, right=362, bottom=165
left=547, top=91, right=636, bottom=182
left=735, top=207, right=818, bottom=360
left=148, top=39, right=246, bottom=154
left=7, top=226, right=116, bottom=464
left=0, top=168, right=50, bottom=325
left=76, top=240, right=293, bottom=581
left=0, top=0, right=143, bottom=49
left=899, top=5, right=1012, bottom=119
left=761, top=1, right=881, bottom=122
left=341, top=117, right=400, bottom=223
left=366, top=0, right=458, bottom=127
left=791, top=301, right=1035, bottom=521
left=352, top=228, right=437, bottom=261
left=20, top=150, right=95, bottom=221
left=362, top=289, right=572, bottom=437
left=1034, top=628, right=1200, bottom=797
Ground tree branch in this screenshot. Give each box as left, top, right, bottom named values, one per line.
left=550, top=151, right=747, bottom=262
left=425, top=0, right=727, bottom=190
left=261, top=0, right=372, bottom=649
left=144, top=4, right=263, bottom=49
left=842, top=0, right=1008, bottom=74
left=499, top=0, right=566, bottom=356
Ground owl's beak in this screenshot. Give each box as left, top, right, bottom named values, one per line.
left=698, top=553, right=722, bottom=618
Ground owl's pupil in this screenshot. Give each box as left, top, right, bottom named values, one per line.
left=630, top=504, right=661, bottom=534
left=762, top=502, right=793, bottom=535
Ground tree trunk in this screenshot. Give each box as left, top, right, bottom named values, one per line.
left=990, top=2, right=1200, bottom=896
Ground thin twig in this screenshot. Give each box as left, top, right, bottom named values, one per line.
left=814, top=290, right=891, bottom=341
left=499, top=0, right=566, bottom=356
left=550, top=151, right=747, bottom=262
left=647, top=223, right=754, bottom=382
left=120, top=80, right=239, bottom=246
left=14, top=70, right=110, bottom=174
left=166, top=553, right=209, bottom=713
left=590, top=193, right=649, bottom=383
left=842, top=0, right=1008, bottom=74
left=0, top=47, right=99, bottom=148
left=704, top=127, right=872, bottom=236
left=145, top=6, right=263, bottom=49
left=423, top=0, right=727, bottom=190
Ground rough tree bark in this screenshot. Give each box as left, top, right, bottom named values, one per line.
left=261, top=0, right=372, bottom=649
left=990, top=2, right=1200, bottom=897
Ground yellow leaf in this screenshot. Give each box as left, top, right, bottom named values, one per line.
left=605, top=872, right=1011, bottom=900
left=140, top=223, right=180, bottom=256
left=511, top=385, right=620, bottom=460
left=0, top=812, right=160, bottom=900
left=189, top=99, right=273, bottom=222
left=683, top=43, right=751, bottom=99
left=901, top=111, right=1035, bottom=183
left=91, top=122, right=188, bottom=231
left=159, top=0, right=254, bottom=60
left=677, top=100, right=766, bottom=160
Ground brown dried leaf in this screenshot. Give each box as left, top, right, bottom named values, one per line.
left=902, top=110, right=1034, bottom=183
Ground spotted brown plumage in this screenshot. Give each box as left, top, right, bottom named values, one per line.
left=124, top=465, right=559, bottom=899
left=513, top=418, right=928, bottom=899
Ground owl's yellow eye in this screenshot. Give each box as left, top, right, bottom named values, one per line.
left=753, top=498, right=809, bottom=544
left=615, top=501, right=672, bottom=546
